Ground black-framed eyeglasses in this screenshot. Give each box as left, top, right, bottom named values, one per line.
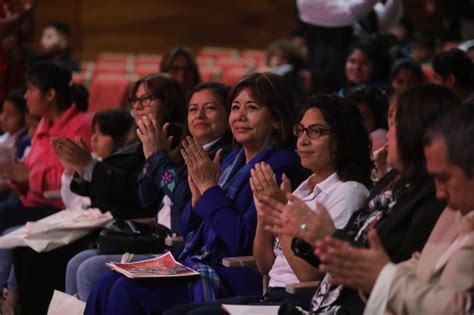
left=128, top=95, right=156, bottom=109
left=292, top=123, right=332, bottom=140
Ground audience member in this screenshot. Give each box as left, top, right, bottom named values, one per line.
left=165, top=94, right=374, bottom=315
left=339, top=39, right=390, bottom=96
left=315, top=106, right=474, bottom=315
left=0, top=61, right=92, bottom=315
left=160, top=46, right=201, bottom=93
left=61, top=109, right=133, bottom=211
left=296, top=0, right=379, bottom=93
left=0, top=61, right=91, bottom=233
left=54, top=73, right=187, bottom=218
left=11, top=73, right=186, bottom=315
left=65, top=82, right=232, bottom=301
left=84, top=72, right=307, bottom=315
left=432, top=48, right=474, bottom=105
left=258, top=84, right=460, bottom=314
left=410, top=33, right=437, bottom=64
left=34, top=21, right=80, bottom=71
left=389, top=57, right=423, bottom=94
left=0, top=89, right=30, bottom=160
left=0, top=89, right=30, bottom=200
left=262, top=39, right=307, bottom=109
left=345, top=85, right=388, bottom=152
left=388, top=16, right=415, bottom=56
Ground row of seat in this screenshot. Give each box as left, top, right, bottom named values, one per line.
left=73, top=66, right=255, bottom=113
left=74, top=48, right=268, bottom=113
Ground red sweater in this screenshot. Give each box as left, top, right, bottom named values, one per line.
left=19, top=105, right=92, bottom=208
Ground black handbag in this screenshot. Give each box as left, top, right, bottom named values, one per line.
left=97, top=218, right=172, bottom=254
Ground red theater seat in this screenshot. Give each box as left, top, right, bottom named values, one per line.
left=200, top=67, right=220, bottom=82
left=96, top=52, right=132, bottom=63
left=220, top=67, right=249, bottom=85
left=88, top=73, right=132, bottom=113
left=198, top=47, right=239, bottom=59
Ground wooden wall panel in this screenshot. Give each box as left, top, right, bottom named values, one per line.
left=35, top=0, right=298, bottom=61
left=33, top=0, right=445, bottom=62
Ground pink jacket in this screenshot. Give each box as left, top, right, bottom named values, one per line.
left=19, top=104, right=92, bottom=209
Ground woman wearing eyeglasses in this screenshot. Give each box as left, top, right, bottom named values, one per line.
left=250, top=94, right=373, bottom=297
left=84, top=73, right=308, bottom=315
left=162, top=94, right=374, bottom=315
left=55, top=73, right=187, bottom=218
left=12, top=74, right=188, bottom=314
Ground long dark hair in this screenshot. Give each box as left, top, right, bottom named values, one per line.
left=345, top=84, right=388, bottom=131
left=395, top=84, right=461, bottom=189
left=228, top=72, right=295, bottom=149
left=160, top=46, right=201, bottom=90
left=300, top=94, right=374, bottom=189
left=25, top=61, right=88, bottom=111
left=347, top=38, right=391, bottom=83
left=433, top=48, right=474, bottom=91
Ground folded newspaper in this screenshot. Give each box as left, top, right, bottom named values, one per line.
left=0, top=209, right=112, bottom=252
left=106, top=252, right=200, bottom=279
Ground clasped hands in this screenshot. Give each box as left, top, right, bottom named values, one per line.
left=181, top=136, right=221, bottom=208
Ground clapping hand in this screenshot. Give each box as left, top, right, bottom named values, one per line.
left=259, top=194, right=336, bottom=244
left=181, top=136, right=221, bottom=196
left=315, top=229, right=390, bottom=294
left=52, top=137, right=92, bottom=176
left=136, top=114, right=173, bottom=159
left=250, top=162, right=290, bottom=227
left=250, top=162, right=289, bottom=204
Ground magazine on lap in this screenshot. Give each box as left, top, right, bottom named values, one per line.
left=106, top=252, right=200, bottom=279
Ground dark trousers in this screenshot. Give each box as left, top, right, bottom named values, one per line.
left=13, top=232, right=99, bottom=315
left=302, top=23, right=353, bottom=93
left=85, top=270, right=194, bottom=315
left=163, top=287, right=312, bottom=315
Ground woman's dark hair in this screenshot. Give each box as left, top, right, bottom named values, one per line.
left=128, top=73, right=187, bottom=126
left=433, top=49, right=474, bottom=91
left=398, top=17, right=414, bottom=40
left=395, top=84, right=461, bottom=187
left=299, top=94, right=374, bottom=189
left=92, top=109, right=134, bottom=149
left=188, top=81, right=230, bottom=106
left=3, top=89, right=27, bottom=115
left=345, top=84, right=388, bottom=131
left=348, top=37, right=391, bottom=83
left=25, top=61, right=88, bottom=111
left=228, top=72, right=295, bottom=149
left=160, top=46, right=201, bottom=90
left=389, top=58, right=423, bottom=83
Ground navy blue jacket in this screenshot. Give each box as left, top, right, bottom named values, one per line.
left=179, top=146, right=307, bottom=297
